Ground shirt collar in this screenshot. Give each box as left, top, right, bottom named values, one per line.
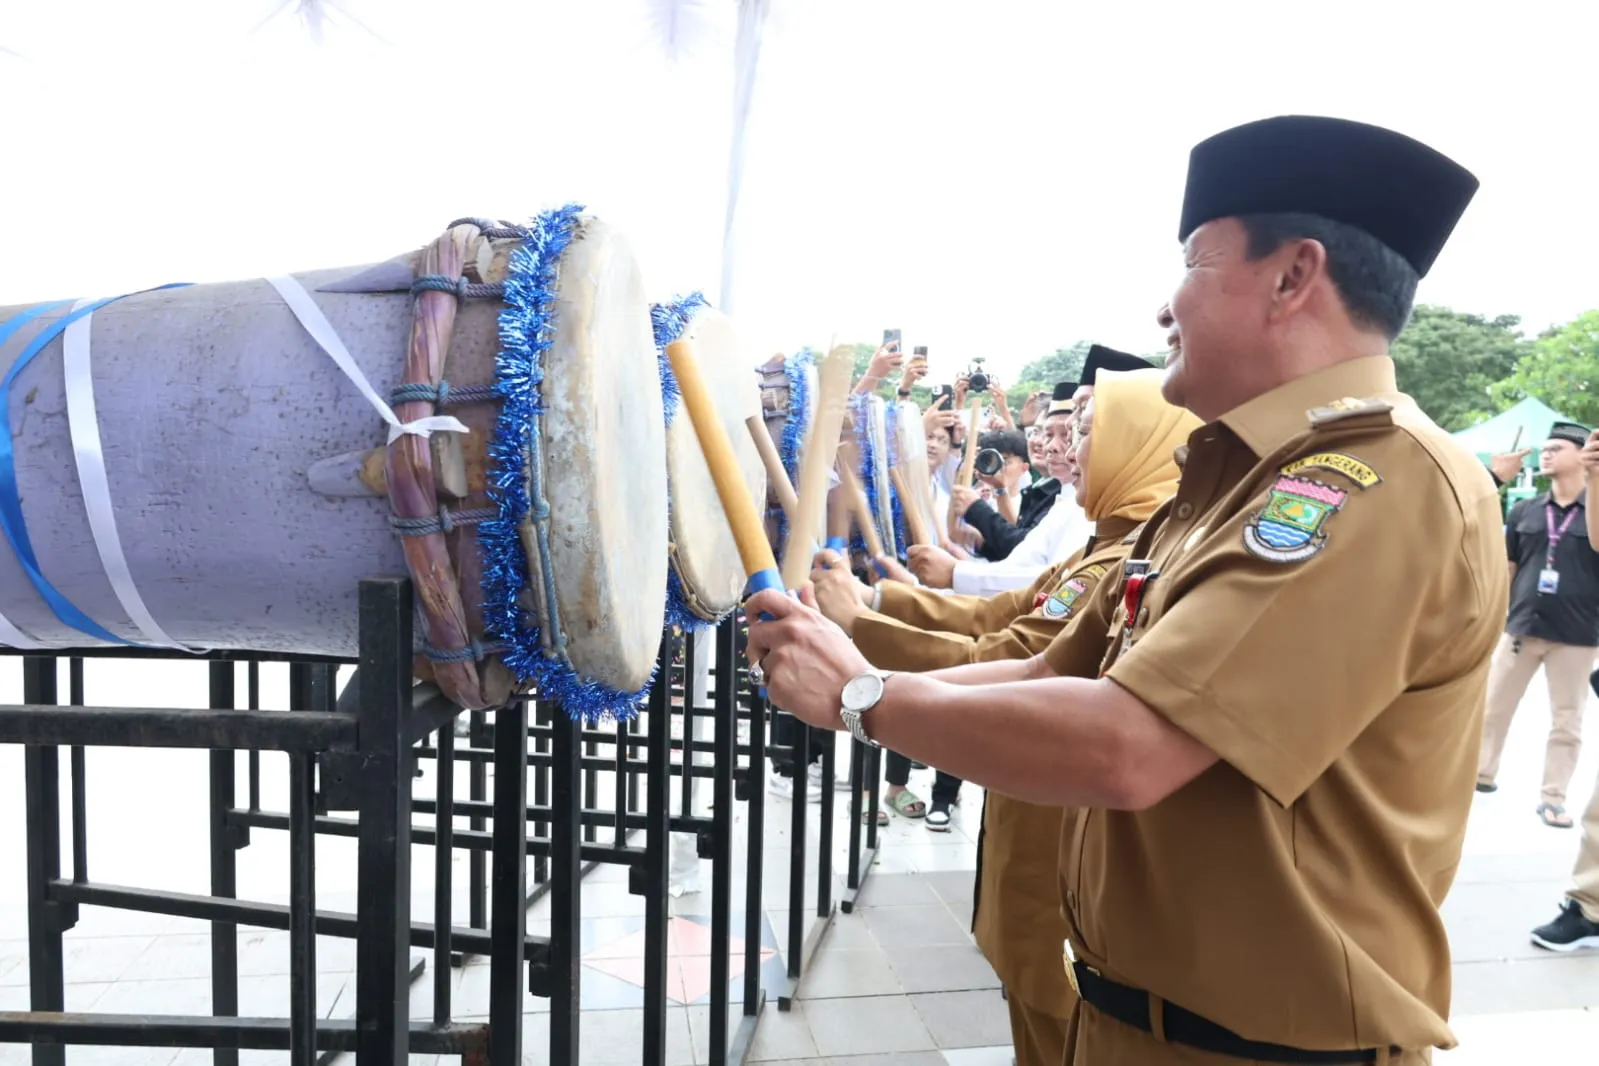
left=1216, top=356, right=1404, bottom=458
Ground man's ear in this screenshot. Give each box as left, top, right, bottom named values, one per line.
left=1270, top=238, right=1329, bottom=319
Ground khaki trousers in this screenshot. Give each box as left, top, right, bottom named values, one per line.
left=1006, top=991, right=1073, bottom=1066
left=1571, top=770, right=1599, bottom=921
left=1063, top=1002, right=1431, bottom=1065
left=1477, top=634, right=1596, bottom=806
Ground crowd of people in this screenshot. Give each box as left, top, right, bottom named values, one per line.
left=744, top=114, right=1599, bottom=1065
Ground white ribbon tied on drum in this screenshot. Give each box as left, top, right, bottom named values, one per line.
left=62, top=297, right=200, bottom=652
left=265, top=276, right=469, bottom=445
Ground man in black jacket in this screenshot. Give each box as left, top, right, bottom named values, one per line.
left=957, top=428, right=1062, bottom=561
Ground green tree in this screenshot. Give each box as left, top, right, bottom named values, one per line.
left=1389, top=305, right=1530, bottom=430
left=1012, top=341, right=1091, bottom=399
left=1488, top=310, right=1599, bottom=427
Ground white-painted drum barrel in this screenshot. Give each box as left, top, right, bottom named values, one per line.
left=0, top=207, right=668, bottom=717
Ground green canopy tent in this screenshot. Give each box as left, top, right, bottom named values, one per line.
left=1452, top=395, right=1580, bottom=465
left=1452, top=396, right=1582, bottom=511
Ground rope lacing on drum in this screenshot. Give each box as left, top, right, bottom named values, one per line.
left=445, top=217, right=534, bottom=240
left=423, top=638, right=507, bottom=664
left=410, top=275, right=506, bottom=300
left=390, top=381, right=500, bottom=407
left=390, top=506, right=496, bottom=537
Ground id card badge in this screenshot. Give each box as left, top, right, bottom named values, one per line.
left=1538, top=568, right=1561, bottom=595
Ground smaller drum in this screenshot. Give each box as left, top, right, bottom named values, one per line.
left=893, top=397, right=941, bottom=545
left=652, top=297, right=766, bottom=629
left=849, top=393, right=899, bottom=560
left=755, top=347, right=818, bottom=558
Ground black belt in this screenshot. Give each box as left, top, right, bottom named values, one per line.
left=1068, top=960, right=1396, bottom=1064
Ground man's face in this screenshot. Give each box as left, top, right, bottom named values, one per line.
left=1040, top=411, right=1077, bottom=484
left=1541, top=438, right=1580, bottom=478
left=1159, top=218, right=1279, bottom=420
left=927, top=425, right=952, bottom=467
left=1026, top=420, right=1048, bottom=466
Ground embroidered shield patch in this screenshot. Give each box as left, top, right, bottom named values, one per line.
left=1041, top=577, right=1089, bottom=619
left=1242, top=475, right=1348, bottom=563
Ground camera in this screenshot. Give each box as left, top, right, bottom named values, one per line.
left=974, top=447, right=1004, bottom=478
left=966, top=356, right=989, bottom=393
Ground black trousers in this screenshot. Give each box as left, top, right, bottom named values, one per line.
left=885, top=749, right=962, bottom=805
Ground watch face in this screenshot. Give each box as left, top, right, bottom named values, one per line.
left=842, top=672, right=885, bottom=711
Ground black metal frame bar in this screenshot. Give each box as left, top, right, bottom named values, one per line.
left=0, top=579, right=494, bottom=1065
left=3, top=596, right=904, bottom=1066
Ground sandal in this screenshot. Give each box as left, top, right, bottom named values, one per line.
left=863, top=807, right=889, bottom=827
left=1537, top=803, right=1574, bottom=828
left=888, top=789, right=926, bottom=819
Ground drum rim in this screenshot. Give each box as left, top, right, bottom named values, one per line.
left=480, top=204, right=664, bottom=723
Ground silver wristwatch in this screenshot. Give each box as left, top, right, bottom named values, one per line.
left=840, top=669, right=893, bottom=747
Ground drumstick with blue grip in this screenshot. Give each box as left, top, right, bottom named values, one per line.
left=664, top=339, right=786, bottom=605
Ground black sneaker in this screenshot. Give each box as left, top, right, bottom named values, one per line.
left=926, top=801, right=953, bottom=832
left=1531, top=899, right=1599, bottom=952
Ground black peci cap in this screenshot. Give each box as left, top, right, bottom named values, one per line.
left=1178, top=115, right=1478, bottom=278
left=1079, top=345, right=1154, bottom=390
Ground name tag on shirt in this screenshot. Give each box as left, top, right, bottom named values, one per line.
left=1539, top=568, right=1561, bottom=595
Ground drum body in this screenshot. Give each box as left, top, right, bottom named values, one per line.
left=0, top=211, right=668, bottom=714
left=655, top=300, right=765, bottom=626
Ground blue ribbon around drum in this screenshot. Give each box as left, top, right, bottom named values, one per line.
left=0, top=284, right=192, bottom=647
left=478, top=203, right=661, bottom=724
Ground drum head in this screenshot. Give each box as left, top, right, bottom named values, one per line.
left=537, top=218, right=668, bottom=694
left=666, top=308, right=766, bottom=620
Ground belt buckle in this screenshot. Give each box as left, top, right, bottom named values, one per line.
left=1062, top=940, right=1100, bottom=999
left=1062, top=940, right=1083, bottom=996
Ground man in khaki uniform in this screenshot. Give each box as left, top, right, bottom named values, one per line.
left=810, top=366, right=1196, bottom=1066
left=745, top=115, right=1503, bottom=1064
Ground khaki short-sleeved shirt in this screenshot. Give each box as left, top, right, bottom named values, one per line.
left=853, top=520, right=1140, bottom=1012
left=1058, top=357, right=1506, bottom=1054
left=854, top=519, right=1135, bottom=672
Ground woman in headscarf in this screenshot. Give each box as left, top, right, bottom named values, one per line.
left=809, top=367, right=1200, bottom=1066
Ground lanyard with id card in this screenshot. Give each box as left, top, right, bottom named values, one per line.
left=1539, top=502, right=1578, bottom=595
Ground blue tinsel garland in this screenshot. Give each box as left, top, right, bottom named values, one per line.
left=649, top=291, right=717, bottom=633
left=883, top=399, right=911, bottom=560
left=775, top=347, right=815, bottom=555
left=847, top=394, right=877, bottom=560
left=481, top=202, right=658, bottom=724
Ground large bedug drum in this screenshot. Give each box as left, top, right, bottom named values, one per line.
left=0, top=204, right=669, bottom=719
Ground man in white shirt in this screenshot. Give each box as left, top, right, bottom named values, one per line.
left=907, top=347, right=1156, bottom=596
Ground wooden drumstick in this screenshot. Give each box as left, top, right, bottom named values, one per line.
left=889, top=466, right=932, bottom=547
left=837, top=459, right=885, bottom=558
left=780, top=344, right=853, bottom=590
left=949, top=394, right=984, bottom=534
left=665, top=339, right=782, bottom=596
left=744, top=414, right=798, bottom=522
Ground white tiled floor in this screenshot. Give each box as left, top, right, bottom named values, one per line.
left=3, top=659, right=1599, bottom=1064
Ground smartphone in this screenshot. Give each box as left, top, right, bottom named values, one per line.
left=882, top=328, right=902, bottom=353
left=913, top=345, right=928, bottom=357
left=933, top=383, right=954, bottom=406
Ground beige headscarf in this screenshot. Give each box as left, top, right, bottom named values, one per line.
left=1081, top=368, right=1202, bottom=523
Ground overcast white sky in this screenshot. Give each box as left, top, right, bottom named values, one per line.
left=1, top=0, right=1594, bottom=386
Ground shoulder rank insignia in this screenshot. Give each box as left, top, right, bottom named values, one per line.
left=1242, top=475, right=1347, bottom=563
left=1279, top=452, right=1382, bottom=489
left=1307, top=396, right=1395, bottom=428
left=1037, top=563, right=1108, bottom=620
